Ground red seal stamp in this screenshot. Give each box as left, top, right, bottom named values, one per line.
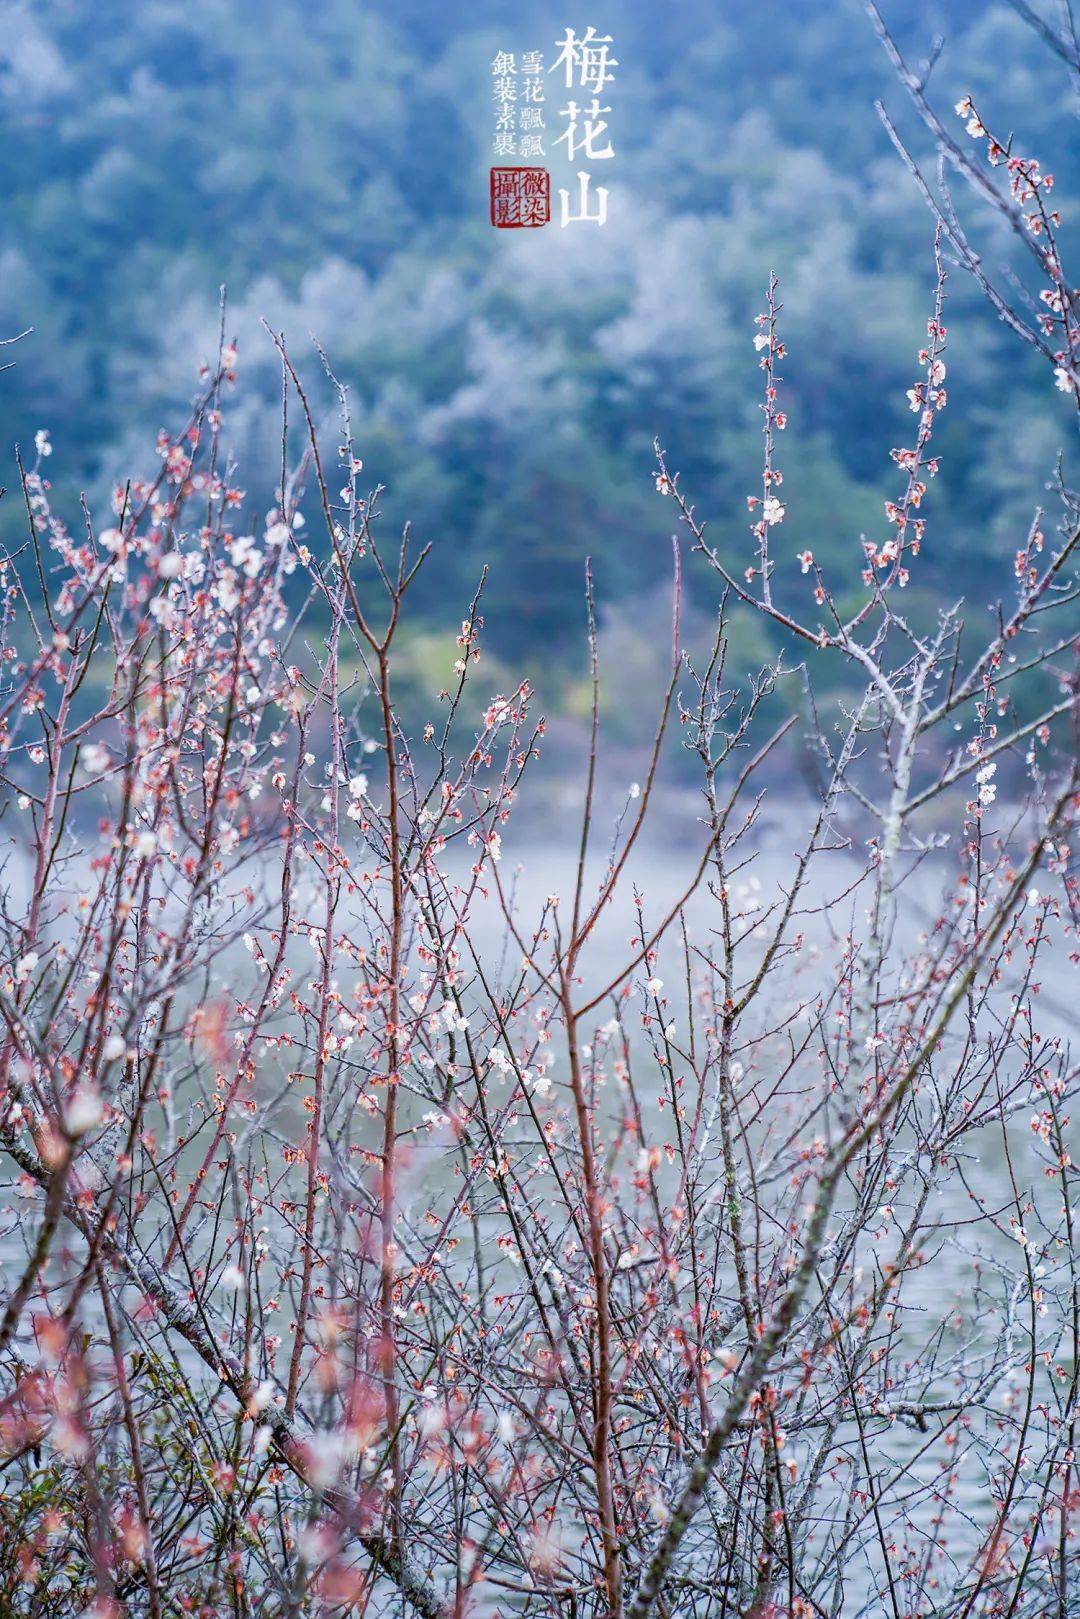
left=490, top=167, right=550, bottom=228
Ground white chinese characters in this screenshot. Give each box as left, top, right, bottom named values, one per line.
left=549, top=27, right=617, bottom=227
left=490, top=49, right=547, bottom=159
left=487, top=27, right=618, bottom=228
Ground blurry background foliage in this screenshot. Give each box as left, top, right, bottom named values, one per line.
left=0, top=0, right=1076, bottom=738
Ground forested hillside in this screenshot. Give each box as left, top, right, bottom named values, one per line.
left=0, top=0, right=1076, bottom=683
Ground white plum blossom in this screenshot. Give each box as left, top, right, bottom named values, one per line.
left=975, top=760, right=997, bottom=806
left=439, top=1001, right=469, bottom=1033
left=229, top=534, right=263, bottom=577
left=301, top=1429, right=358, bottom=1491
left=496, top=1409, right=515, bottom=1444
left=15, top=951, right=39, bottom=984
left=80, top=743, right=109, bottom=775
left=65, top=1086, right=104, bottom=1136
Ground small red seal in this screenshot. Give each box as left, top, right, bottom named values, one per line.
left=490, top=167, right=550, bottom=228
